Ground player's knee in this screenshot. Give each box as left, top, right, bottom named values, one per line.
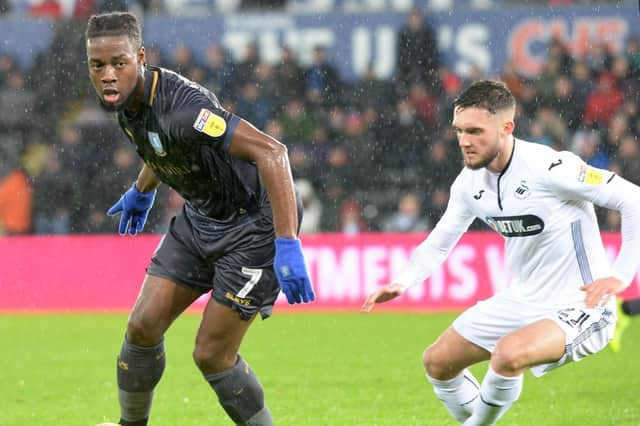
left=126, top=316, right=162, bottom=346
left=423, top=345, right=450, bottom=379
left=491, top=341, right=525, bottom=374
left=193, top=340, right=237, bottom=374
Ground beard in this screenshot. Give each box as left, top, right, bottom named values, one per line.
left=462, top=146, right=501, bottom=170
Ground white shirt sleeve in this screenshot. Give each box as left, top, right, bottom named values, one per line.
left=546, top=151, right=640, bottom=285
left=394, top=174, right=476, bottom=289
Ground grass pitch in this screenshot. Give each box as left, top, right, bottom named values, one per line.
left=2, top=311, right=639, bottom=425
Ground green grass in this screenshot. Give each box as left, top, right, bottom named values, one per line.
left=1, top=312, right=639, bottom=425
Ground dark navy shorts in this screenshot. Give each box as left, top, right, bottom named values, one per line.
left=148, top=202, right=296, bottom=320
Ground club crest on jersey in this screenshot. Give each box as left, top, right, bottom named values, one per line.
left=577, top=164, right=603, bottom=185
left=514, top=180, right=531, bottom=199
left=147, top=132, right=167, bottom=157
left=193, top=108, right=227, bottom=138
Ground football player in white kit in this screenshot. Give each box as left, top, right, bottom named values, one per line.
left=362, top=80, right=640, bottom=425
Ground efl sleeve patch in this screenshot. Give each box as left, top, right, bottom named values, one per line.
left=577, top=165, right=603, bottom=185
left=193, top=108, right=227, bottom=138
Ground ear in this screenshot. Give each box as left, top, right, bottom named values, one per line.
left=503, top=119, right=515, bottom=135
left=138, top=46, right=146, bottom=65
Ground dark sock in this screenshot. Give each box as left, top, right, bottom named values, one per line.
left=119, top=418, right=148, bottom=426
left=205, top=355, right=273, bottom=425
left=117, top=337, right=166, bottom=424
left=622, top=298, right=640, bottom=315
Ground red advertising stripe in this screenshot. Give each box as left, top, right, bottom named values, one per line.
left=0, top=233, right=637, bottom=312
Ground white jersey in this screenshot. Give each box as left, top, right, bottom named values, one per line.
left=396, top=139, right=640, bottom=306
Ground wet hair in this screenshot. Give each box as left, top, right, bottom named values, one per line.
left=453, top=80, right=515, bottom=114
left=86, top=12, right=142, bottom=49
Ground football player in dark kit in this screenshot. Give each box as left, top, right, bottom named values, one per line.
left=86, top=12, right=315, bottom=426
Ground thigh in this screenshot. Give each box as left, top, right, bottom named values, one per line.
left=426, top=326, right=491, bottom=378
left=128, top=274, right=204, bottom=345
left=492, top=319, right=566, bottom=374
left=529, top=304, right=616, bottom=377
left=195, top=297, right=256, bottom=373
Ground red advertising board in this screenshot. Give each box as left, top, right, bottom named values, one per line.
left=0, top=233, right=638, bottom=312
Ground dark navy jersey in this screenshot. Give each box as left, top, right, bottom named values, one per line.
left=117, top=66, right=268, bottom=220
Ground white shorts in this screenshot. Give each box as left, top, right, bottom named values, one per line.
left=452, top=292, right=616, bottom=377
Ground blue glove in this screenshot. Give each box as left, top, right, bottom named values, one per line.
left=106, top=183, right=156, bottom=236
left=274, top=238, right=315, bottom=304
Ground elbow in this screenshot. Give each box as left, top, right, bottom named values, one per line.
left=264, top=139, right=288, bottom=162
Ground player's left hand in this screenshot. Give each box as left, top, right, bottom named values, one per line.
left=581, top=277, right=626, bottom=308
left=361, top=284, right=406, bottom=312
left=274, top=238, right=315, bottom=304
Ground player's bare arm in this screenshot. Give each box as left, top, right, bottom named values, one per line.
left=228, top=119, right=298, bottom=239
left=135, top=163, right=161, bottom=192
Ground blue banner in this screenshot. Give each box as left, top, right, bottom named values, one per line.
left=0, top=4, right=634, bottom=80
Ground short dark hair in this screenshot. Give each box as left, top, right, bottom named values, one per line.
left=86, top=12, right=142, bottom=49
left=453, top=80, right=515, bottom=114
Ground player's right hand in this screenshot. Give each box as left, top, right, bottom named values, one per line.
left=361, top=283, right=406, bottom=312
left=107, top=183, right=156, bottom=236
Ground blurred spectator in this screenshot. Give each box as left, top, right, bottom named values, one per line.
left=547, top=36, right=573, bottom=76
left=500, top=60, right=527, bottom=100
left=0, top=70, right=36, bottom=134
left=382, top=192, right=430, bottom=232
left=275, top=46, right=305, bottom=103
left=235, top=82, right=271, bottom=130
left=32, top=149, right=74, bottom=234
left=571, top=129, right=609, bottom=170
left=601, top=112, right=628, bottom=157
left=305, top=46, right=341, bottom=107
left=547, top=76, right=582, bottom=131
left=617, top=134, right=640, bottom=186
left=169, top=42, right=199, bottom=77
left=254, top=62, right=282, bottom=115
left=408, top=82, right=438, bottom=130
left=625, top=37, right=640, bottom=78
left=347, top=64, right=396, bottom=114
left=424, top=186, right=449, bottom=227
left=583, top=73, right=624, bottom=128
left=296, top=178, right=322, bottom=234
left=0, top=167, right=32, bottom=235
left=527, top=118, right=555, bottom=148
left=202, top=44, right=234, bottom=101
left=570, top=61, right=593, bottom=110
left=338, top=199, right=367, bottom=234
left=278, top=97, right=318, bottom=144
left=396, top=7, right=440, bottom=89
left=584, top=42, right=613, bottom=77
left=0, top=53, right=16, bottom=88
left=374, top=98, right=429, bottom=170
left=534, top=60, right=560, bottom=106
left=233, top=41, right=260, bottom=93
left=610, top=56, right=637, bottom=96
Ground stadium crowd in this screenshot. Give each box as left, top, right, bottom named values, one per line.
left=0, top=5, right=639, bottom=236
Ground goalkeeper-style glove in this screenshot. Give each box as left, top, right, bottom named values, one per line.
left=274, top=238, right=315, bottom=304
left=107, top=183, right=156, bottom=236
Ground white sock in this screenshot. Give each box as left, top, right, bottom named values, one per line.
left=463, top=366, right=523, bottom=426
left=427, top=369, right=480, bottom=422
